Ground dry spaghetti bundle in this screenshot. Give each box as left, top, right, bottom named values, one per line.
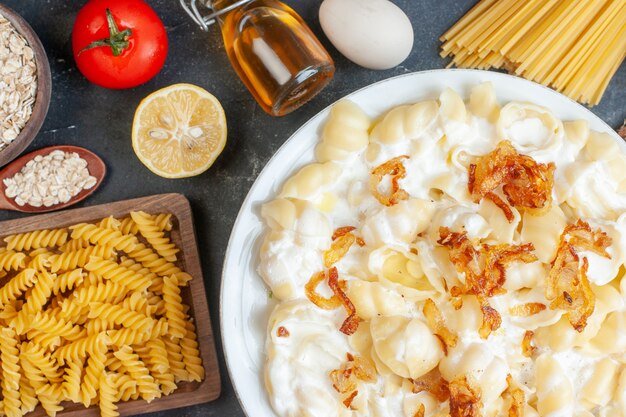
left=441, top=0, right=626, bottom=106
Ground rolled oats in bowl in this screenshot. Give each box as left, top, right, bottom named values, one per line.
left=3, top=150, right=98, bottom=207
left=0, top=12, right=37, bottom=151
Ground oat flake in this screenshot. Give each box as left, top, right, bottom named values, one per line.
left=0, top=12, right=38, bottom=151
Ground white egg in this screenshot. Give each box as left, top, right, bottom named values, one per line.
left=319, top=0, right=414, bottom=70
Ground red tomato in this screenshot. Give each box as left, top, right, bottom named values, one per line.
left=72, top=0, right=168, bottom=89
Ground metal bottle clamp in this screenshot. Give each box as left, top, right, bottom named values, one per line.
left=179, top=0, right=254, bottom=31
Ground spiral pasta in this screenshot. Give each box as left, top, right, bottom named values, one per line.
left=79, top=340, right=107, bottom=407
left=49, top=245, right=115, bottom=273
left=0, top=211, right=204, bottom=417
left=70, top=280, right=128, bottom=307
left=62, top=359, right=84, bottom=403
left=53, top=333, right=109, bottom=365
left=0, top=269, right=37, bottom=308
left=181, top=320, right=204, bottom=382
left=4, top=228, right=68, bottom=251
left=13, top=270, right=55, bottom=334
left=18, top=369, right=38, bottom=415
left=163, top=275, right=187, bottom=339
left=69, top=224, right=138, bottom=253
left=113, top=346, right=161, bottom=402
left=131, top=211, right=179, bottom=262
left=113, top=374, right=139, bottom=402
left=84, top=258, right=151, bottom=292
left=26, top=248, right=53, bottom=271
left=107, top=318, right=168, bottom=347
left=51, top=269, right=85, bottom=295
left=19, top=345, right=63, bottom=417
left=59, top=238, right=90, bottom=252
left=99, top=373, right=119, bottom=417
left=0, top=250, right=26, bottom=271
left=1, top=327, right=21, bottom=417
left=127, top=242, right=192, bottom=284
left=87, top=302, right=154, bottom=331
left=120, top=213, right=172, bottom=236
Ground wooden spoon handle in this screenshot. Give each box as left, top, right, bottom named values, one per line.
left=0, top=192, right=16, bottom=211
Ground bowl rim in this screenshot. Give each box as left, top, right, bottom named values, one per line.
left=0, top=3, right=52, bottom=168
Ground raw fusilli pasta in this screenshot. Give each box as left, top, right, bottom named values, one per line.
left=4, top=228, right=68, bottom=251
left=0, top=211, right=204, bottom=417
left=131, top=211, right=179, bottom=262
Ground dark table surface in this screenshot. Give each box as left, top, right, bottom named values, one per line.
left=1, top=0, right=625, bottom=416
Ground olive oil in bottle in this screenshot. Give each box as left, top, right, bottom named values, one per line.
left=201, top=0, right=335, bottom=116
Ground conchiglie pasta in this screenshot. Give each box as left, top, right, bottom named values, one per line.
left=439, top=343, right=509, bottom=408
left=367, top=246, right=436, bottom=295
left=534, top=354, right=574, bottom=417
left=497, top=102, right=564, bottom=154
left=439, top=87, right=467, bottom=122
left=347, top=280, right=411, bottom=320
left=361, top=198, right=435, bottom=247
left=469, top=82, right=500, bottom=122
left=370, top=315, right=443, bottom=379
left=279, top=162, right=342, bottom=203
left=580, top=358, right=619, bottom=407
left=478, top=196, right=521, bottom=244
left=265, top=300, right=349, bottom=417
left=534, top=284, right=623, bottom=351
left=316, top=100, right=370, bottom=162
left=589, top=310, right=626, bottom=354
left=370, top=100, right=439, bottom=145
left=521, top=205, right=567, bottom=263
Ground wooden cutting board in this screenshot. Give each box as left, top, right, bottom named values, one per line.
left=0, top=193, right=221, bottom=416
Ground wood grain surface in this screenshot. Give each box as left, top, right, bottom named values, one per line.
left=0, top=193, right=221, bottom=417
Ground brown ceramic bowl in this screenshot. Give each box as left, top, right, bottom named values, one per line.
left=0, top=3, right=52, bottom=168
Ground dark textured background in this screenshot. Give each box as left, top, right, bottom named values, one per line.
left=1, top=1, right=624, bottom=416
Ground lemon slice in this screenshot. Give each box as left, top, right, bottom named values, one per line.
left=132, top=83, right=227, bottom=178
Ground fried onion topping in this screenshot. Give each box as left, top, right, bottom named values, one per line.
left=522, top=330, right=535, bottom=357
left=449, top=376, right=483, bottom=417
left=504, top=375, right=525, bottom=417
left=409, top=369, right=450, bottom=402
left=330, top=354, right=377, bottom=408
left=343, top=390, right=358, bottom=408
left=324, top=232, right=357, bottom=268
left=327, top=267, right=360, bottom=335
left=413, top=404, right=426, bottom=417
left=305, top=270, right=343, bottom=310
left=439, top=227, right=536, bottom=339
left=423, top=298, right=458, bottom=355
left=332, top=226, right=357, bottom=241
left=438, top=228, right=537, bottom=298
left=509, top=303, right=546, bottom=317
left=546, top=220, right=611, bottom=332
left=478, top=301, right=502, bottom=340
left=468, top=141, right=555, bottom=221
left=370, top=155, right=410, bottom=206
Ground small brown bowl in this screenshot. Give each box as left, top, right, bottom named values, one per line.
left=0, top=3, right=52, bottom=168
left=0, top=145, right=106, bottom=213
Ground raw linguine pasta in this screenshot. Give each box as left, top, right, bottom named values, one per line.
left=258, top=83, right=626, bottom=417
left=440, top=0, right=626, bottom=106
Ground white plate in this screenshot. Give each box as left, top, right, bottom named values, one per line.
left=220, top=69, right=623, bottom=417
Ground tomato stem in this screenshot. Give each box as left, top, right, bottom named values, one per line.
left=80, top=8, right=132, bottom=57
